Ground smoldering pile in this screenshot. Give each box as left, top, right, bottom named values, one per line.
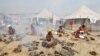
left=55, top=38, right=75, bottom=47
left=0, top=33, right=25, bottom=43
left=29, top=51, right=45, bottom=56
left=53, top=39, right=79, bottom=56
left=0, top=33, right=41, bottom=56
left=31, top=20, right=56, bottom=38
left=0, top=33, right=28, bottom=52
left=22, top=41, right=44, bottom=56
left=0, top=34, right=13, bottom=44
left=13, top=44, right=22, bottom=53
left=23, top=41, right=39, bottom=52
left=54, top=46, right=79, bottom=56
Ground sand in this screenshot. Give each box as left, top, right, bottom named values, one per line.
left=0, top=30, right=100, bottom=56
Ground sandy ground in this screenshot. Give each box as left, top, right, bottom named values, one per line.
left=0, top=27, right=100, bottom=56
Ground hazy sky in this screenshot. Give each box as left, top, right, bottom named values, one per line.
left=0, top=0, right=100, bottom=16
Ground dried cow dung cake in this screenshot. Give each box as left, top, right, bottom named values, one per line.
left=97, top=35, right=100, bottom=37
left=66, top=42, right=75, bottom=47
left=90, top=37, right=95, bottom=41
left=55, top=51, right=62, bottom=56
left=0, top=38, right=2, bottom=42
left=0, top=52, right=8, bottom=56
left=39, top=51, right=45, bottom=56
left=2, top=34, right=7, bottom=37
left=89, top=51, right=97, bottom=56
left=61, top=46, right=79, bottom=56
left=13, top=45, right=22, bottom=53
left=28, top=46, right=38, bottom=51
left=40, top=51, right=44, bottom=54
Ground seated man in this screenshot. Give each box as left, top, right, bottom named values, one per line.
left=75, top=25, right=86, bottom=39
left=42, top=29, right=57, bottom=48
left=57, top=26, right=65, bottom=37
left=79, top=25, right=86, bottom=31
left=8, top=25, right=15, bottom=35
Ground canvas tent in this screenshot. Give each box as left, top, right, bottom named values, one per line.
left=63, top=5, right=100, bottom=32
left=36, top=9, right=53, bottom=19
left=0, top=13, right=12, bottom=26
left=33, top=9, right=60, bottom=25
left=0, top=13, right=13, bottom=34
left=32, top=9, right=60, bottom=37
left=63, top=5, right=100, bottom=19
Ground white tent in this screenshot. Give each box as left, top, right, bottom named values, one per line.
left=33, top=9, right=60, bottom=25
left=63, top=5, right=100, bottom=20
left=63, top=5, right=100, bottom=32
left=37, top=9, right=53, bottom=19
left=32, top=9, right=60, bottom=37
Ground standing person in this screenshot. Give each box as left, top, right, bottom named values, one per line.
left=30, top=23, right=36, bottom=35
left=69, top=19, right=74, bottom=30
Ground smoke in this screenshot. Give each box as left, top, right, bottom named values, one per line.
left=0, top=14, right=60, bottom=47
left=32, top=19, right=56, bottom=38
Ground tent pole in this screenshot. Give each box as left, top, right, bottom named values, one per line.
left=90, top=21, right=92, bottom=32
left=37, top=17, right=39, bottom=25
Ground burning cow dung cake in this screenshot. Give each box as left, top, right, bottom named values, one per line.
left=61, top=46, right=79, bottom=56
left=66, top=42, right=75, bottom=47
left=3, top=39, right=11, bottom=44
left=32, top=41, right=40, bottom=46
left=3, top=37, right=13, bottom=44
left=29, top=51, right=40, bottom=56
left=13, top=45, right=22, bottom=53
left=28, top=46, right=38, bottom=51
left=23, top=41, right=39, bottom=52
left=15, top=34, right=24, bottom=41
left=55, top=51, right=62, bottom=56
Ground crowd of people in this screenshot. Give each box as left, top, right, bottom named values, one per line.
left=5, top=23, right=89, bottom=48
left=44, top=24, right=90, bottom=48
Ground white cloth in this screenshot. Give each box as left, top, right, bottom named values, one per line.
left=7, top=25, right=11, bottom=27
left=80, top=31, right=84, bottom=33
left=79, top=30, right=85, bottom=39
left=90, top=18, right=97, bottom=24
left=79, top=35, right=85, bottom=39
